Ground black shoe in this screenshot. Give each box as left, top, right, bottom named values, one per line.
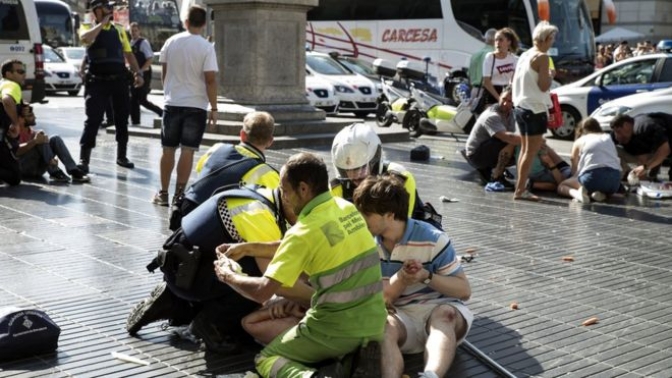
left=189, top=313, right=242, bottom=355
left=126, top=282, right=174, bottom=335
left=314, top=360, right=345, bottom=378
left=49, top=168, right=70, bottom=183
left=68, top=168, right=90, bottom=183
left=77, top=162, right=89, bottom=175
left=116, top=157, right=135, bottom=169
left=350, top=341, right=381, bottom=378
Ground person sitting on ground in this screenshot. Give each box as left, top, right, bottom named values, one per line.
left=558, top=118, right=621, bottom=203
left=214, top=152, right=386, bottom=378
left=331, top=123, right=443, bottom=230
left=515, top=143, right=572, bottom=193
left=463, top=86, right=519, bottom=187
left=166, top=111, right=279, bottom=230
left=352, top=175, right=472, bottom=378
left=610, top=113, right=672, bottom=182
left=15, top=103, right=90, bottom=183
left=126, top=184, right=313, bottom=354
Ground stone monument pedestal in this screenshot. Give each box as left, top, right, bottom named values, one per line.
left=204, top=0, right=324, bottom=124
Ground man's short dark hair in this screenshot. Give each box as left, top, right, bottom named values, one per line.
left=187, top=5, right=207, bottom=28
left=283, top=152, right=329, bottom=195
left=353, top=175, right=408, bottom=221
left=1, top=59, right=23, bottom=78
left=610, top=114, right=634, bottom=130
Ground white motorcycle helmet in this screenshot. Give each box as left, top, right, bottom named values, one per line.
left=331, top=123, right=383, bottom=181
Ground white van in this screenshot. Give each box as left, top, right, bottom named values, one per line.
left=0, top=0, right=47, bottom=103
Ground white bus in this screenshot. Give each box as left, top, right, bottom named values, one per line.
left=306, top=0, right=596, bottom=87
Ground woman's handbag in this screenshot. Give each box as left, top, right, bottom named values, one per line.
left=547, top=92, right=563, bottom=129
left=470, top=54, right=497, bottom=115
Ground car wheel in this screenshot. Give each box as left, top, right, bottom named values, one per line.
left=551, top=105, right=579, bottom=140
left=375, top=103, right=393, bottom=127
left=354, top=111, right=370, bottom=118
left=67, top=90, right=79, bottom=96
left=403, top=108, right=423, bottom=138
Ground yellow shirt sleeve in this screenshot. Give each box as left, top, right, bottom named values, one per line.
left=1, top=80, right=22, bottom=104
left=115, top=24, right=132, bottom=52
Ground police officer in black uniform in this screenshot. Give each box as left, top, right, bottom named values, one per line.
left=78, top=0, right=144, bottom=172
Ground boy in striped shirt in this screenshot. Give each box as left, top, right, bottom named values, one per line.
left=353, top=175, right=473, bottom=378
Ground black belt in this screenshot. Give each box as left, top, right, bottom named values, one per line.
left=87, top=73, right=128, bottom=82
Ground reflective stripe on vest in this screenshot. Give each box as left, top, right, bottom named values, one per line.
left=242, top=164, right=276, bottom=186
left=317, top=252, right=380, bottom=289
left=315, top=280, right=383, bottom=306
left=228, top=200, right=273, bottom=218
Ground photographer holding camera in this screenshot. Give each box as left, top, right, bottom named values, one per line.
left=78, top=0, right=144, bottom=174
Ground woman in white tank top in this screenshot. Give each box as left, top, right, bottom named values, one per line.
left=511, top=21, right=558, bottom=201
left=557, top=117, right=622, bottom=203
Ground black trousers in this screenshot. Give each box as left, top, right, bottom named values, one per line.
left=80, top=77, right=130, bottom=149
left=0, top=136, right=21, bottom=186
left=130, top=70, right=162, bottom=124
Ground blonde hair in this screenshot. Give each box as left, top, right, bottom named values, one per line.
left=532, top=21, right=558, bottom=45
left=242, top=111, right=275, bottom=146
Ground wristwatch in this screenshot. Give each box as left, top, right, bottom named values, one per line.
left=422, top=270, right=433, bottom=285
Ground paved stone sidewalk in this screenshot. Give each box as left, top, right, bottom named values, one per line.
left=1, top=108, right=671, bottom=377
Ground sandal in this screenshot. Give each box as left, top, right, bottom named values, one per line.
left=513, top=190, right=539, bottom=201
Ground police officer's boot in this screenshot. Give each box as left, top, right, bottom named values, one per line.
left=116, top=144, right=135, bottom=169
left=78, top=147, right=92, bottom=175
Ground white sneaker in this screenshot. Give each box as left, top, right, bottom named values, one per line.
left=573, top=186, right=590, bottom=203
left=591, top=191, right=606, bottom=202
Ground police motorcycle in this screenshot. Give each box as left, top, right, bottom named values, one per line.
left=374, top=58, right=449, bottom=128
left=403, top=84, right=473, bottom=138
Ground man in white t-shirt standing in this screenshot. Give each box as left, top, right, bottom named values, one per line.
left=153, top=5, right=219, bottom=206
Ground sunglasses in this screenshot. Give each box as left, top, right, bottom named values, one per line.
left=14, top=69, right=26, bottom=75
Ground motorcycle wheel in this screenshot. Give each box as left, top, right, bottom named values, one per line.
left=375, top=103, right=393, bottom=127
left=403, top=108, right=423, bottom=138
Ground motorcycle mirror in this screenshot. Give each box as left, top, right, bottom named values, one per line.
left=423, top=56, right=431, bottom=63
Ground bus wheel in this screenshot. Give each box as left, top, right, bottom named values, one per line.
left=551, top=105, right=579, bottom=140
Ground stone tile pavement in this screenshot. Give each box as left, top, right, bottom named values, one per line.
left=1, top=106, right=671, bottom=377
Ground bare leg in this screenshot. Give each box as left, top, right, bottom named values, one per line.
left=557, top=177, right=581, bottom=198
left=381, top=315, right=406, bottom=378
left=423, top=305, right=467, bottom=377
left=160, top=147, right=176, bottom=192
left=175, top=148, right=195, bottom=193
left=514, top=134, right=545, bottom=198
left=242, top=309, right=301, bottom=346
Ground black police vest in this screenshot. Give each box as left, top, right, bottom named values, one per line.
left=86, top=25, right=126, bottom=76
left=181, top=186, right=286, bottom=254
left=184, top=144, right=266, bottom=206
left=131, top=38, right=148, bottom=70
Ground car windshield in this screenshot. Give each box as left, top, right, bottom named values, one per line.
left=62, top=48, right=85, bottom=60
left=307, top=55, right=352, bottom=75
left=340, top=59, right=376, bottom=76
left=44, top=47, right=65, bottom=63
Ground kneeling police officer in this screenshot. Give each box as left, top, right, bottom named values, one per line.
left=78, top=0, right=144, bottom=172
left=126, top=185, right=312, bottom=353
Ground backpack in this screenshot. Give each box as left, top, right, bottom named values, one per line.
left=0, top=307, right=61, bottom=361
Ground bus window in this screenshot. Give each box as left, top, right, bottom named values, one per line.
left=0, top=0, right=29, bottom=40
left=308, top=0, right=442, bottom=21
left=451, top=0, right=531, bottom=48
left=35, top=0, right=75, bottom=47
